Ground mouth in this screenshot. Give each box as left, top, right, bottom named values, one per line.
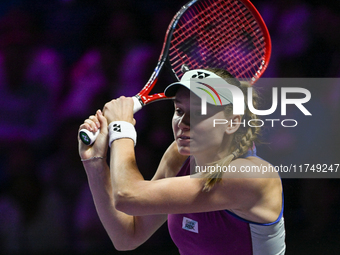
left=178, top=135, right=191, bottom=140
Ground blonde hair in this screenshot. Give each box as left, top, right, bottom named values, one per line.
left=201, top=68, right=261, bottom=192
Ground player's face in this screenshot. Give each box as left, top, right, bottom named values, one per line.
left=172, top=87, right=229, bottom=161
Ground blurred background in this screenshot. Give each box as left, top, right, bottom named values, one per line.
left=0, top=0, right=339, bottom=254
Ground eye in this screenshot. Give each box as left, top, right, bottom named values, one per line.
left=175, top=108, right=184, bottom=116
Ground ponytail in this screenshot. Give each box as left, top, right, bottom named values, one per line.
left=202, top=71, right=262, bottom=192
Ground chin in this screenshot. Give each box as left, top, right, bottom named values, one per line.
left=177, top=146, right=191, bottom=156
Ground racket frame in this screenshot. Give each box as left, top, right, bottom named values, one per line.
left=136, top=0, right=199, bottom=106
left=79, top=0, right=271, bottom=145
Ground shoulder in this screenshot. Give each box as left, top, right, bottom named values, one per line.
left=227, top=156, right=282, bottom=200
left=152, top=141, right=189, bottom=180
left=219, top=157, right=282, bottom=223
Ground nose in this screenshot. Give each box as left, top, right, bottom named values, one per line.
left=178, top=113, right=190, bottom=130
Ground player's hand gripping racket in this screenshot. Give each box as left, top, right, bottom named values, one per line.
left=79, top=0, right=271, bottom=145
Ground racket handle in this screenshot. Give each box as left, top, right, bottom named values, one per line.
left=79, top=96, right=143, bottom=145
left=79, top=128, right=100, bottom=146
left=132, top=96, right=143, bottom=113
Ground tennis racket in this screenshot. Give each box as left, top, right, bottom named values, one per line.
left=79, top=0, right=271, bottom=145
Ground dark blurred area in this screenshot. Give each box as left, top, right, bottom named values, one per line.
left=0, top=0, right=339, bottom=254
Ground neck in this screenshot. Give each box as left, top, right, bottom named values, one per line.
left=194, top=137, right=234, bottom=167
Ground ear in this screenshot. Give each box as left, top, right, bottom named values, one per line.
left=225, top=115, right=242, bottom=135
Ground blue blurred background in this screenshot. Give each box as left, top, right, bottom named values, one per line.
left=0, top=0, right=339, bottom=254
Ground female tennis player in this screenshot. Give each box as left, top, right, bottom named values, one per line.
left=78, top=68, right=286, bottom=254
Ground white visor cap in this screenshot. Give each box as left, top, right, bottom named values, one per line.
left=164, top=69, right=239, bottom=106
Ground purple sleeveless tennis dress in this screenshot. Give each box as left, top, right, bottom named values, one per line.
left=167, top=149, right=286, bottom=255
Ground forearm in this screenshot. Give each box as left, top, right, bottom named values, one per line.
left=110, top=139, right=145, bottom=195
left=109, top=139, right=189, bottom=215
left=83, top=159, right=138, bottom=250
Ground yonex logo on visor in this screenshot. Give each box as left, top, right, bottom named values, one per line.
left=164, top=69, right=245, bottom=115
left=191, top=71, right=210, bottom=79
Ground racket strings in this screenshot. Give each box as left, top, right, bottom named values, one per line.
left=169, top=0, right=268, bottom=83
left=211, top=0, right=264, bottom=78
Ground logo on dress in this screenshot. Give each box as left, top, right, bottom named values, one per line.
left=182, top=217, right=198, bottom=233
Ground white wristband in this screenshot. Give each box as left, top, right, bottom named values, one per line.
left=108, top=121, right=137, bottom=148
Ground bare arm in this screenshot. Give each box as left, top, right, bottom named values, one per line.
left=79, top=110, right=187, bottom=251
left=111, top=139, right=280, bottom=215
left=111, top=139, right=281, bottom=222
left=83, top=159, right=167, bottom=251
left=104, top=97, right=282, bottom=224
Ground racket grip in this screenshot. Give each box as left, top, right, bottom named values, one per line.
left=79, top=129, right=100, bottom=146
left=132, top=96, right=143, bottom=113
left=79, top=96, right=144, bottom=145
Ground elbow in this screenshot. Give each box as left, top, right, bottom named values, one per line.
left=113, top=242, right=139, bottom=251
left=109, top=225, right=142, bottom=251
left=113, top=189, right=136, bottom=215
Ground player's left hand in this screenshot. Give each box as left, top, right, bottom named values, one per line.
left=78, top=109, right=109, bottom=160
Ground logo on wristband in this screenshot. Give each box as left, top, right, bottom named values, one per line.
left=108, top=121, right=137, bottom=147
left=112, top=124, right=121, bottom=132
